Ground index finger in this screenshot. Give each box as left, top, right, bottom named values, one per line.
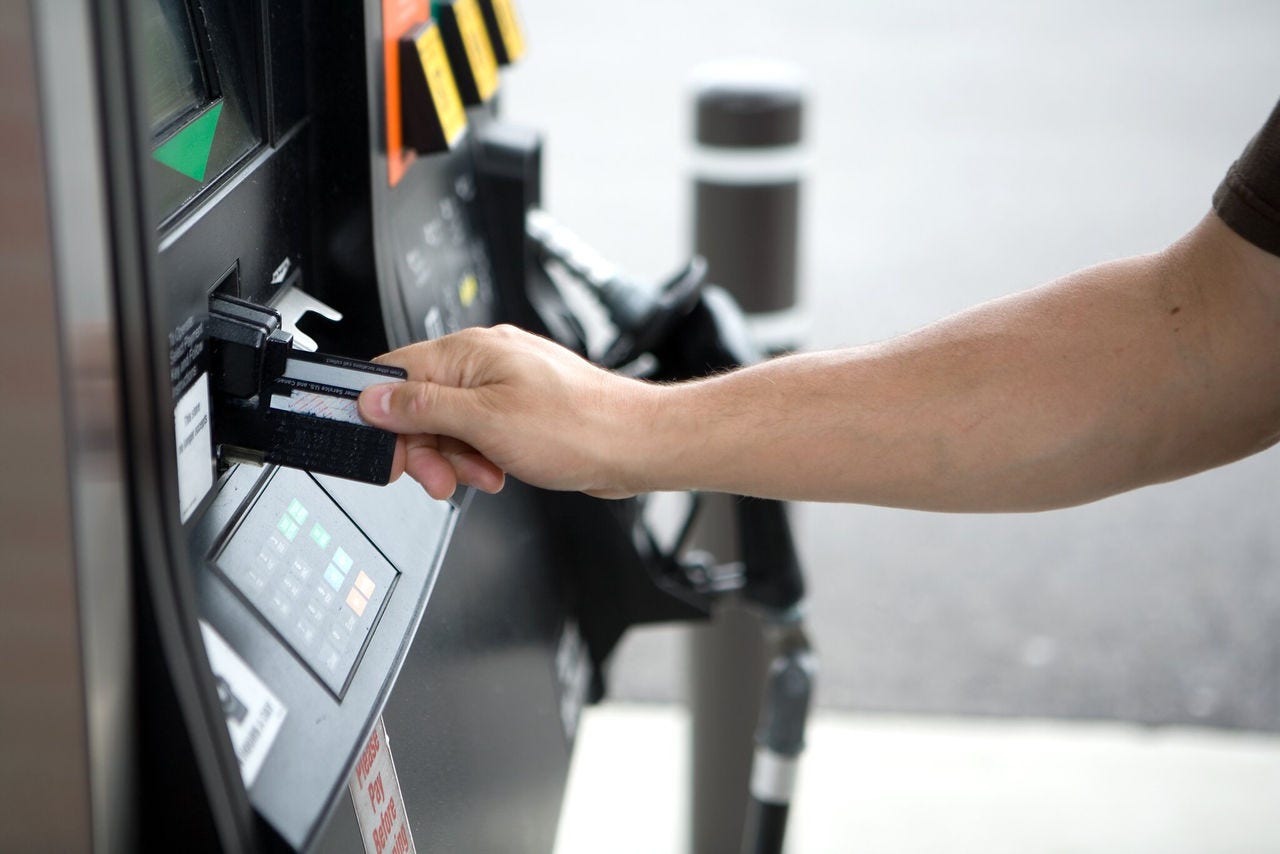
left=371, top=336, right=471, bottom=387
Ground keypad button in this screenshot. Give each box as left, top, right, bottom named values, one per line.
left=323, top=564, right=345, bottom=592
left=281, top=574, right=303, bottom=599
left=309, top=523, right=331, bottom=550
left=270, top=591, right=293, bottom=619
left=305, top=599, right=327, bottom=625
left=257, top=558, right=278, bottom=580
left=277, top=515, right=300, bottom=541
left=287, top=498, right=309, bottom=525
left=353, top=571, right=376, bottom=598
left=291, top=559, right=314, bottom=582
left=327, top=622, right=350, bottom=651
left=294, top=618, right=318, bottom=647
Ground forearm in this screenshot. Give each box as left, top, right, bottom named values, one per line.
left=630, top=215, right=1280, bottom=510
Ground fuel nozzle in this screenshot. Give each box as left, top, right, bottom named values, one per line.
left=526, top=208, right=706, bottom=368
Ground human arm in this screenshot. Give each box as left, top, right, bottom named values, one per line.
left=643, top=213, right=1280, bottom=509
left=358, top=212, right=1280, bottom=508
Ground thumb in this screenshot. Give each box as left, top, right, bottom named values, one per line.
left=358, top=380, right=476, bottom=438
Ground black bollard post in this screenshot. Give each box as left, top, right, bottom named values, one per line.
left=685, top=60, right=807, bottom=854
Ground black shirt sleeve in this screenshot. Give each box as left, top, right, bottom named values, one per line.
left=1213, top=99, right=1280, bottom=257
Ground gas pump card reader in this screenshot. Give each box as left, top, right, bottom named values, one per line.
left=207, top=295, right=404, bottom=485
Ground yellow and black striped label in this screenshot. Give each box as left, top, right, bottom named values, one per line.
left=414, top=24, right=467, bottom=145
left=490, top=0, right=525, bottom=62
left=454, top=0, right=499, bottom=101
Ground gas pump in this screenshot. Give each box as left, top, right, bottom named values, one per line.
left=3, top=1, right=811, bottom=851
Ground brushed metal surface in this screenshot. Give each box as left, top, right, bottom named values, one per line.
left=0, top=1, right=135, bottom=850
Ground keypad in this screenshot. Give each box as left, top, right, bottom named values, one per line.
left=216, top=472, right=397, bottom=696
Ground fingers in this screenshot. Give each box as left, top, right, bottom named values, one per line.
left=359, top=326, right=544, bottom=499
left=403, top=442, right=458, bottom=500
left=371, top=346, right=420, bottom=372
left=371, top=324, right=552, bottom=390
left=371, top=326, right=500, bottom=385
left=359, top=379, right=475, bottom=439
left=437, top=435, right=505, bottom=493
left=389, top=436, right=407, bottom=483
left=399, top=434, right=505, bottom=499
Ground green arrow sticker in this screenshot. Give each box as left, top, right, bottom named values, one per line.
left=153, top=101, right=223, bottom=182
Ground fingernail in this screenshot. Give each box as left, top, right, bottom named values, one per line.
left=367, top=384, right=393, bottom=416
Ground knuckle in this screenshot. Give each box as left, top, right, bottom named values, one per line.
left=452, top=326, right=492, bottom=355
left=490, top=323, right=522, bottom=341
left=406, top=382, right=434, bottom=418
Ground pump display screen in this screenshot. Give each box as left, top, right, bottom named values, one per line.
left=142, top=0, right=262, bottom=219
left=143, top=0, right=209, bottom=135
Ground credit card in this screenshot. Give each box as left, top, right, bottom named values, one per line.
left=267, top=353, right=404, bottom=424
left=216, top=352, right=406, bottom=485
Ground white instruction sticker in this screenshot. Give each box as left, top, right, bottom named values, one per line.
left=200, top=621, right=288, bottom=788
left=174, top=373, right=213, bottom=522
left=350, top=718, right=416, bottom=854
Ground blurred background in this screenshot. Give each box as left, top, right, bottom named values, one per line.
left=496, top=0, right=1280, bottom=850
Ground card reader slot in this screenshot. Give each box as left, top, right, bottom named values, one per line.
left=206, top=294, right=405, bottom=484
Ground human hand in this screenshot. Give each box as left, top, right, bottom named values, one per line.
left=357, top=325, right=659, bottom=500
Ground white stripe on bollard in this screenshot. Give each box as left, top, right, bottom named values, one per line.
left=688, top=144, right=809, bottom=186
left=750, top=747, right=800, bottom=805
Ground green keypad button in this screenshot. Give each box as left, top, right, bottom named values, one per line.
left=310, top=523, right=331, bottom=550
left=333, top=547, right=353, bottom=574
left=277, top=515, right=300, bottom=541
left=287, top=498, right=309, bottom=525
